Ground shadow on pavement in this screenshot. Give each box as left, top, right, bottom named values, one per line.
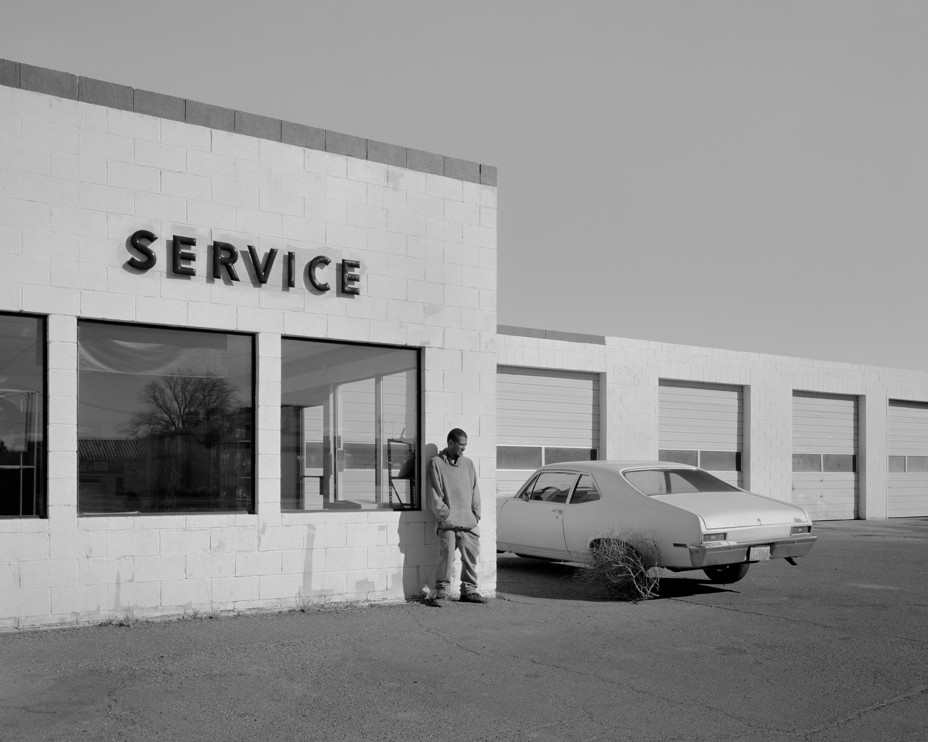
left=497, top=554, right=731, bottom=601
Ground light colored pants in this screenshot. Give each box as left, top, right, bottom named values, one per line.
left=436, top=528, right=480, bottom=594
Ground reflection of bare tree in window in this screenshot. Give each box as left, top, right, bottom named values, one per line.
left=124, top=370, right=237, bottom=507
left=126, top=370, right=235, bottom=443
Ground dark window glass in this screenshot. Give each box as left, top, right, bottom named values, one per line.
left=888, top=456, right=906, bottom=473
left=659, top=449, right=698, bottom=467
left=545, top=447, right=596, bottom=465
left=498, top=446, right=542, bottom=470
left=792, top=454, right=822, bottom=472
left=281, top=339, right=419, bottom=512
left=699, top=450, right=741, bottom=472
left=822, top=454, right=856, bottom=473
left=569, top=474, right=601, bottom=504
left=907, top=456, right=928, bottom=473
left=0, top=314, right=45, bottom=517
left=78, top=322, right=253, bottom=514
left=527, top=471, right=578, bottom=503
left=624, top=468, right=739, bottom=496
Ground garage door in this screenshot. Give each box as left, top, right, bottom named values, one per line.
left=792, top=392, right=858, bottom=520
left=887, top=400, right=928, bottom=517
left=658, top=381, right=743, bottom=487
left=496, top=367, right=599, bottom=495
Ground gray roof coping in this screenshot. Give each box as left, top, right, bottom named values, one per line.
left=0, top=58, right=496, bottom=185
left=497, top=325, right=607, bottom=345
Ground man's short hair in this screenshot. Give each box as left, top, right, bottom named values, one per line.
left=447, top=428, right=467, bottom=444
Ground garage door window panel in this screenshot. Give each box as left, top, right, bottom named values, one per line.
left=498, top=446, right=542, bottom=470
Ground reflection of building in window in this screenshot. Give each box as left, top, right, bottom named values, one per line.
left=0, top=313, right=45, bottom=518
left=77, top=321, right=254, bottom=515
left=280, top=339, right=419, bottom=512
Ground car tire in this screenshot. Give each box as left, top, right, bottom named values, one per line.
left=703, top=563, right=750, bottom=584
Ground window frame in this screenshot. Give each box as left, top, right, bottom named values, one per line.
left=279, top=336, right=422, bottom=513
left=0, top=312, right=47, bottom=519
left=76, top=319, right=256, bottom=516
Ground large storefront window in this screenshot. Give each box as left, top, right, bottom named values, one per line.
left=78, top=322, right=254, bottom=514
left=0, top=314, right=45, bottom=517
left=281, top=339, right=419, bottom=511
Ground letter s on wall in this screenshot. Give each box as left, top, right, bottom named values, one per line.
left=126, top=229, right=157, bottom=271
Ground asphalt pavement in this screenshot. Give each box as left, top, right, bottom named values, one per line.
left=2, top=518, right=927, bottom=742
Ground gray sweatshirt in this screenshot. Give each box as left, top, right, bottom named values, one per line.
left=427, top=449, right=481, bottom=531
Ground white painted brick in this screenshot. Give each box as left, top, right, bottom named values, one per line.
left=107, top=161, right=160, bottom=193
left=348, top=203, right=387, bottom=230
left=162, top=578, right=211, bottom=607
left=211, top=576, right=260, bottom=603
left=0, top=588, right=50, bottom=620
left=427, top=174, right=463, bottom=200
left=305, top=196, right=347, bottom=224
left=367, top=183, right=407, bottom=211
left=78, top=182, right=134, bottom=214
left=0, top=533, right=49, bottom=561
left=235, top=550, right=282, bottom=577
left=211, top=526, right=259, bottom=553
left=23, top=173, right=81, bottom=207
left=325, top=176, right=366, bottom=204
left=20, top=560, right=78, bottom=590
left=260, top=139, right=303, bottom=169
left=259, top=573, right=303, bottom=600
left=50, top=97, right=106, bottom=131
left=50, top=205, right=107, bottom=238
left=1, top=140, right=50, bottom=175
left=50, top=152, right=107, bottom=184
left=187, top=149, right=236, bottom=180
left=21, top=119, right=80, bottom=153
left=281, top=215, right=326, bottom=243
left=108, top=108, right=160, bottom=142
left=81, top=290, right=135, bottom=320
left=325, top=546, right=369, bottom=571
left=463, top=224, right=496, bottom=249
left=135, top=192, right=186, bottom=222
left=134, top=139, right=186, bottom=172
left=387, top=300, right=424, bottom=325
left=406, top=192, right=443, bottom=218
left=0, top=197, right=50, bottom=230
left=426, top=218, right=462, bottom=243
left=0, top=562, right=19, bottom=591
left=407, top=324, right=444, bottom=347
left=162, top=171, right=211, bottom=200
left=22, top=284, right=80, bottom=314
left=213, top=179, right=258, bottom=209
left=260, top=189, right=303, bottom=217
left=0, top=111, right=20, bottom=143
left=327, top=315, right=371, bottom=342
left=161, top=119, right=211, bottom=151
left=186, top=552, right=236, bottom=579
left=80, top=129, right=134, bottom=163
left=387, top=210, right=426, bottom=236
left=9, top=89, right=50, bottom=121
left=305, top=149, right=346, bottom=178
left=326, top=223, right=367, bottom=250
left=212, top=130, right=259, bottom=160
left=0, top=170, right=20, bottom=201
left=282, top=309, right=328, bottom=337
left=133, top=554, right=186, bottom=582
left=187, top=200, right=236, bottom=229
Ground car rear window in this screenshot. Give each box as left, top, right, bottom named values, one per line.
left=623, top=468, right=739, bottom=496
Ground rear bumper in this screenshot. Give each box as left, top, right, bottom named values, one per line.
left=686, top=535, right=817, bottom=568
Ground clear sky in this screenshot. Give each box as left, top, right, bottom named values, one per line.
left=3, top=1, right=927, bottom=370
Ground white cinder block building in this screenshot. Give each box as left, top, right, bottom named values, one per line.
left=2, top=60, right=928, bottom=630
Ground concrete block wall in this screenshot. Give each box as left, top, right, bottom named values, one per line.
left=497, top=332, right=928, bottom=519
left=0, top=67, right=497, bottom=630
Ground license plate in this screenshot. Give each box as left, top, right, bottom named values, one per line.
left=749, top=545, right=771, bottom=562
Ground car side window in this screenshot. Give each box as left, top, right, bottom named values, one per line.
left=528, top=471, right=578, bottom=503
left=569, top=474, right=601, bottom=504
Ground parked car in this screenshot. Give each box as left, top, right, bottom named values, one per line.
left=496, top=461, right=816, bottom=583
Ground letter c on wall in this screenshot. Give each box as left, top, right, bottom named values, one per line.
left=307, top=255, right=331, bottom=291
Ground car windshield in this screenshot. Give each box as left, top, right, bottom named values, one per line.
left=623, top=468, right=739, bottom=496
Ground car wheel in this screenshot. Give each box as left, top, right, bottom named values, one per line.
left=703, top=563, right=750, bottom=584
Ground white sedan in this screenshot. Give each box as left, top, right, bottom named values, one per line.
left=496, top=461, right=817, bottom=583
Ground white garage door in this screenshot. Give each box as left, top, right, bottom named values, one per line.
left=792, top=392, right=858, bottom=520
left=496, top=367, right=599, bottom=495
left=658, top=381, right=743, bottom=487
left=887, top=400, right=928, bottom=517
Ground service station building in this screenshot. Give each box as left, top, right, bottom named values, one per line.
left=2, top=60, right=928, bottom=630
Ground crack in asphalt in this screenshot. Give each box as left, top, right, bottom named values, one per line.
left=797, top=683, right=928, bottom=740
left=665, top=596, right=928, bottom=646
left=408, top=603, right=796, bottom=738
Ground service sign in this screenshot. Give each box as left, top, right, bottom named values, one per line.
left=125, top=230, right=361, bottom=295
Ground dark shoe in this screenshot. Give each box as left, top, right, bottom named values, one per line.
left=460, top=592, right=488, bottom=604
left=428, top=587, right=449, bottom=607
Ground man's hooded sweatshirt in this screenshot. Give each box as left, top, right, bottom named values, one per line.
left=427, top=449, right=481, bottom=531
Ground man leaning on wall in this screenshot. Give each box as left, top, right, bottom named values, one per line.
left=426, top=428, right=487, bottom=605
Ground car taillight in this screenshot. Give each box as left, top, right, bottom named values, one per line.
left=790, top=525, right=812, bottom=535
left=702, top=533, right=727, bottom=543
